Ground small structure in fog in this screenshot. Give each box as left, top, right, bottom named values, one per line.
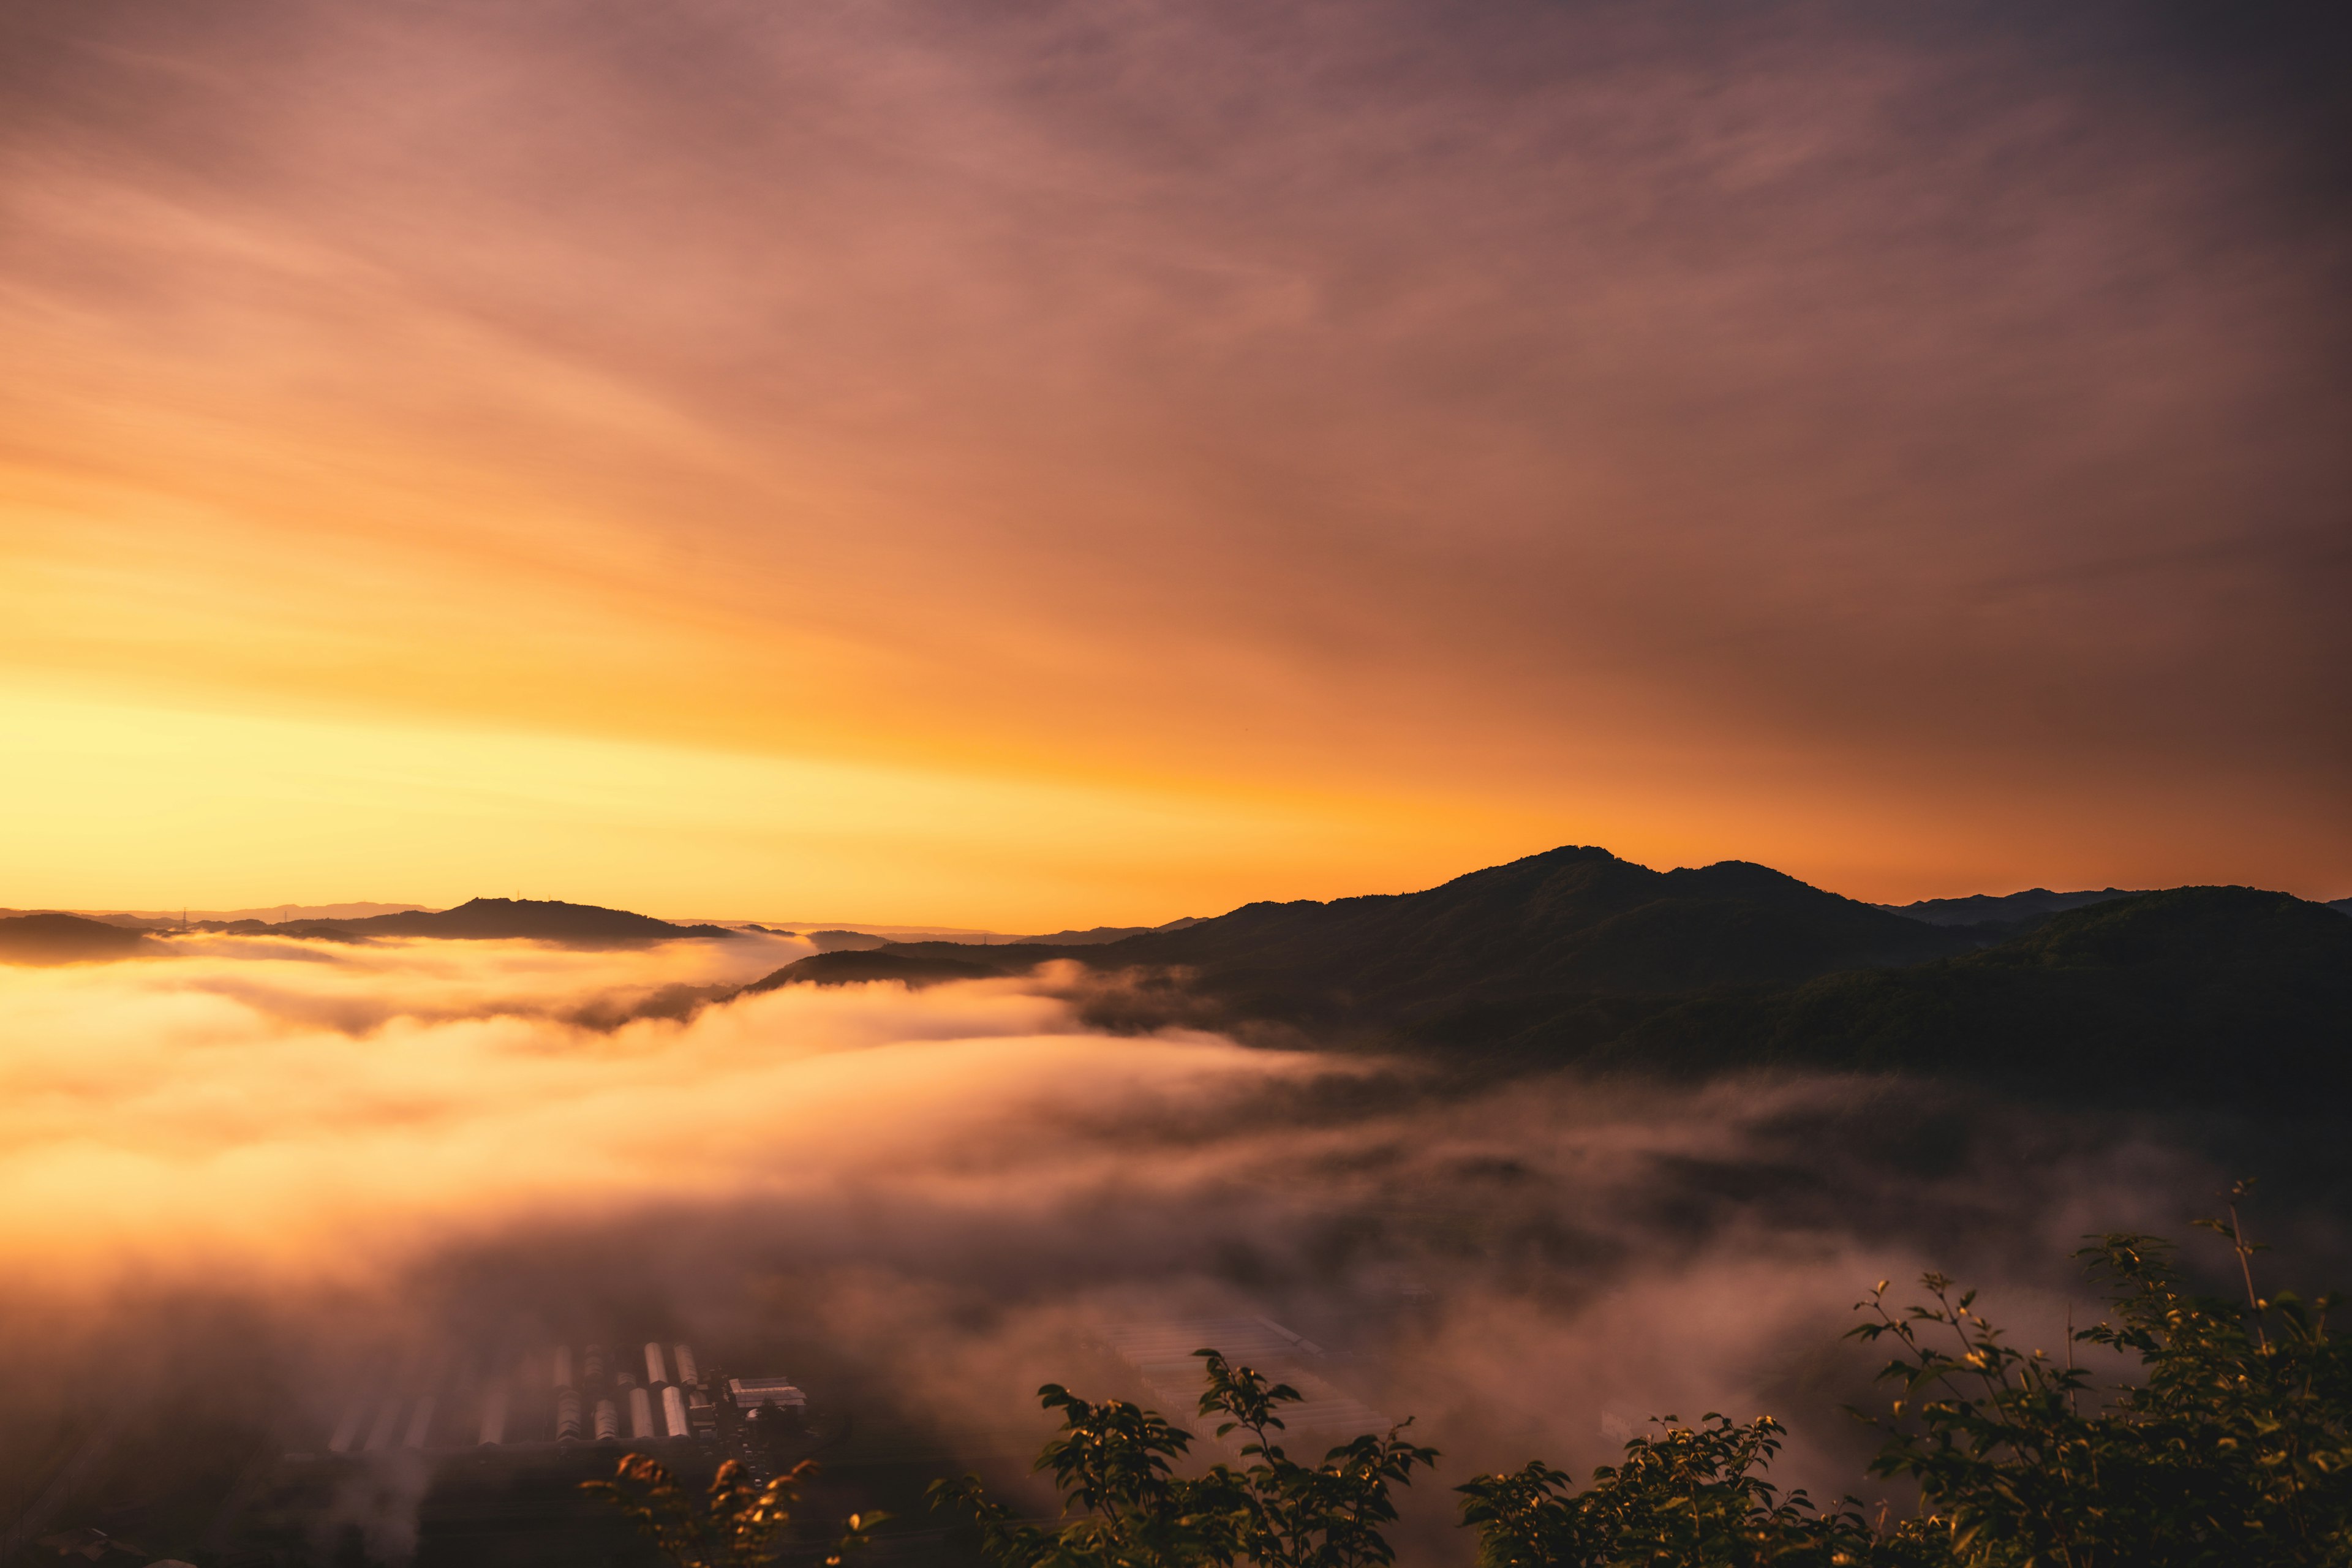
left=726, top=1376, right=807, bottom=1413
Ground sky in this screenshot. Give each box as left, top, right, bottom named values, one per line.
left=2, top=0, right=2346, bottom=925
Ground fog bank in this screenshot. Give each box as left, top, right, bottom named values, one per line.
left=0, top=938, right=2307, bottom=1561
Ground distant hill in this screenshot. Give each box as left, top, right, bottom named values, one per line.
left=2331, top=897, right=2352, bottom=917
left=255, top=902, right=428, bottom=921
left=737, top=848, right=2352, bottom=1108
left=197, top=897, right=741, bottom=946
left=1618, top=886, right=2352, bottom=1104
left=1007, top=919, right=1203, bottom=946
left=747, top=845, right=1975, bottom=1030
left=803, top=929, right=894, bottom=952
left=200, top=919, right=375, bottom=943
left=743, top=950, right=1004, bottom=990
left=1101, top=846, right=1967, bottom=1003
left=1878, top=887, right=2146, bottom=928
left=342, top=898, right=741, bottom=943
left=766, top=922, right=999, bottom=942
left=780, top=919, right=1203, bottom=949
left=113, top=902, right=428, bottom=927
left=0, top=913, right=155, bottom=964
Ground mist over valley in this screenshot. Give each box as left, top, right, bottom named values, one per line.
left=4, top=848, right=2344, bottom=1565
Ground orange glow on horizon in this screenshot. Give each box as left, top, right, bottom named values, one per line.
left=2, top=0, right=2345, bottom=921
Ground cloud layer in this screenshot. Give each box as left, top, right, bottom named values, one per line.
left=3, top=936, right=2304, bottom=1558
left=0, top=935, right=1333, bottom=1287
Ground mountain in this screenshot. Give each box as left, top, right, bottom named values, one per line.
left=1007, top=918, right=1204, bottom=945
left=248, top=901, right=428, bottom=921
left=750, top=845, right=1976, bottom=1036
left=1879, top=887, right=2146, bottom=928
left=342, top=898, right=742, bottom=943
left=784, top=920, right=1203, bottom=949
left=198, top=897, right=742, bottom=945
left=0, top=912, right=155, bottom=964
left=743, top=950, right=1005, bottom=990
left=2331, top=897, right=2352, bottom=917
left=803, top=929, right=894, bottom=952
left=739, top=848, right=2352, bottom=1107
left=111, top=902, right=428, bottom=926
left=1618, top=885, right=2352, bottom=1104
left=200, top=919, right=376, bottom=943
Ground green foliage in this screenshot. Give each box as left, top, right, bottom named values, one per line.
left=930, top=1211, right=2351, bottom=1568
left=1196, top=1351, right=1441, bottom=1568
left=929, top=1350, right=1436, bottom=1568
left=1457, top=1414, right=1908, bottom=1567
left=1852, top=1201, right=2352, bottom=1566
left=583, top=1453, right=883, bottom=1568
left=929, top=1381, right=1230, bottom=1568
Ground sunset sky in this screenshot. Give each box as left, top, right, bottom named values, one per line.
left=3, top=0, right=2346, bottom=925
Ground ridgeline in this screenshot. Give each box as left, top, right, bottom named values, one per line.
left=741, top=845, right=2352, bottom=1107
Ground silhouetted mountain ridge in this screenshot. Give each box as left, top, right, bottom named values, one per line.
left=0, top=912, right=155, bottom=963
left=1618, top=885, right=2352, bottom=1102
left=197, top=897, right=743, bottom=945
left=1007, top=919, right=1204, bottom=945
left=744, top=950, right=1003, bottom=990
left=741, top=847, right=2351, bottom=1107
left=1072, top=846, right=1971, bottom=1022
left=750, top=845, right=1978, bottom=1020
left=802, top=929, right=894, bottom=952
left=349, top=897, right=742, bottom=943
left=1877, top=886, right=2147, bottom=929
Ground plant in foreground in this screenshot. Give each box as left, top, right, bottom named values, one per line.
left=586, top=1452, right=883, bottom=1568
left=929, top=1349, right=1436, bottom=1568
left=597, top=1211, right=2350, bottom=1567
left=1851, top=1202, right=2351, bottom=1566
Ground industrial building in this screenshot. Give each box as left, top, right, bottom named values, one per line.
left=315, top=1337, right=801, bottom=1457
left=2, top=1312, right=1378, bottom=1564
left=726, top=1376, right=809, bottom=1415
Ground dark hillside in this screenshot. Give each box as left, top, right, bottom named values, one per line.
left=1097, top=848, right=1959, bottom=980
left=742, top=950, right=1005, bottom=990
left=220, top=897, right=745, bottom=944
left=737, top=854, right=2351, bottom=1110
left=1116, top=876, right=2352, bottom=1110
left=205, top=918, right=372, bottom=943
left=348, top=897, right=737, bottom=941
left=804, top=929, right=893, bottom=952
left=1008, top=921, right=1198, bottom=945
left=747, top=846, right=1974, bottom=1042
left=1041, top=846, right=1967, bottom=1038
left=0, top=912, right=154, bottom=963
left=1879, top=886, right=2145, bottom=927
left=1616, top=886, right=2352, bottom=1102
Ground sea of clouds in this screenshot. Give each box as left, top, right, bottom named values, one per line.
left=0, top=932, right=2283, bottom=1560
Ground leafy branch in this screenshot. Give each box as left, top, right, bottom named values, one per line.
left=585, top=1453, right=884, bottom=1568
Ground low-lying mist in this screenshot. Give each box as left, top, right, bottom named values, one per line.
left=0, top=936, right=2318, bottom=1562
left=0, top=932, right=1313, bottom=1286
